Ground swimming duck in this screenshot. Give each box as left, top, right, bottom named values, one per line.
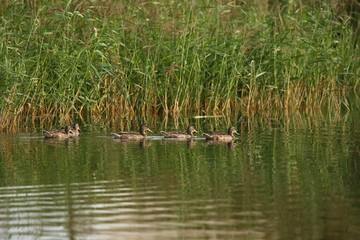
left=60, top=123, right=81, bottom=137
left=43, top=125, right=72, bottom=139
left=69, top=123, right=81, bottom=137
left=111, top=124, right=153, bottom=140
left=161, top=126, right=198, bottom=139
left=202, top=126, right=239, bottom=142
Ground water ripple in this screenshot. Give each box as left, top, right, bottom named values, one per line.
left=0, top=180, right=269, bottom=240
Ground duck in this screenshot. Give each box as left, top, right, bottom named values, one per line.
left=43, top=125, right=72, bottom=139
left=60, top=123, right=81, bottom=137
left=111, top=124, right=153, bottom=140
left=69, top=123, right=81, bottom=137
left=161, top=126, right=198, bottom=139
left=202, top=126, right=239, bottom=142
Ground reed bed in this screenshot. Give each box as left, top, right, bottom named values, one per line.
left=0, top=0, right=359, bottom=131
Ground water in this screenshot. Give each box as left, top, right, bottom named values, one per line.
left=0, top=123, right=360, bottom=240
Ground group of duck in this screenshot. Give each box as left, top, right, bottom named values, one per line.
left=42, top=124, right=81, bottom=139
left=43, top=124, right=239, bottom=142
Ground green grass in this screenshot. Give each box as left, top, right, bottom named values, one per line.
left=0, top=0, right=359, bottom=131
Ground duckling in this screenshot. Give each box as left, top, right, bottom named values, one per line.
left=202, top=126, right=239, bottom=142
left=111, top=124, right=153, bottom=140
left=43, top=125, right=72, bottom=139
left=161, top=126, right=198, bottom=139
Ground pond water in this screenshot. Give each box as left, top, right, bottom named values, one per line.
left=0, top=122, right=360, bottom=240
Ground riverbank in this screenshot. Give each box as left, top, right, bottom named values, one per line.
left=1, top=0, right=359, bottom=132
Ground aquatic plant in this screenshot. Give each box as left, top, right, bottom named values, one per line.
left=0, top=0, right=359, bottom=131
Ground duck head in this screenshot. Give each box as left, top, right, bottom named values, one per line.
left=227, top=126, right=239, bottom=136
left=73, top=123, right=81, bottom=132
left=64, top=125, right=71, bottom=134
left=187, top=126, right=198, bottom=135
left=140, top=124, right=153, bottom=135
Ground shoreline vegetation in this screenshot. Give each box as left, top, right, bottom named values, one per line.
left=0, top=0, right=359, bottom=132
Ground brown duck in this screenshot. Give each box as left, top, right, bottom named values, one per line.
left=112, top=124, right=153, bottom=140
left=61, top=123, right=81, bottom=137
left=43, top=125, right=72, bottom=139
left=69, top=123, right=81, bottom=137
left=161, top=126, right=198, bottom=139
left=202, top=126, right=239, bottom=142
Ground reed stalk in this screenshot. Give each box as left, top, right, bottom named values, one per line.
left=0, top=0, right=359, bottom=131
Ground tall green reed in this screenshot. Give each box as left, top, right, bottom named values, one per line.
left=0, top=0, right=358, bottom=131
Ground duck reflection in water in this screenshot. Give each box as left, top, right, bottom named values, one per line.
left=114, top=138, right=151, bottom=150
left=43, top=136, right=79, bottom=148
left=204, top=140, right=237, bottom=150
left=161, top=138, right=197, bottom=149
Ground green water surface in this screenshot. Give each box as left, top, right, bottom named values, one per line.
left=0, top=122, right=359, bottom=240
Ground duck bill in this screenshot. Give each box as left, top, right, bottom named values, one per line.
left=147, top=129, right=153, bottom=133
left=194, top=130, right=199, bottom=134
left=234, top=131, right=239, bottom=136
